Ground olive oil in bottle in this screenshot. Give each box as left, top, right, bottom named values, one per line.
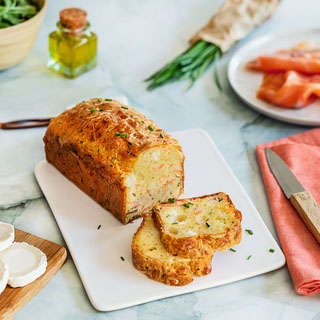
left=48, top=8, right=97, bottom=78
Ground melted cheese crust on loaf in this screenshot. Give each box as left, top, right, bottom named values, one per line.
left=44, top=98, right=185, bottom=224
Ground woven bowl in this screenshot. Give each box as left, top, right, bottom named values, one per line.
left=0, top=0, right=47, bottom=70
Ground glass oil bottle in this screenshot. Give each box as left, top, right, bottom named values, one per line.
left=47, top=8, right=97, bottom=78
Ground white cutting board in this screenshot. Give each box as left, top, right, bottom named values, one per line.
left=34, top=128, right=285, bottom=311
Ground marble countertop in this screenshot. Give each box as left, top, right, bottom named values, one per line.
left=1, top=0, right=320, bottom=318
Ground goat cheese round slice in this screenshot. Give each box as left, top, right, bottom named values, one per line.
left=0, top=242, right=47, bottom=288
left=0, top=222, right=14, bottom=252
left=0, top=260, right=9, bottom=295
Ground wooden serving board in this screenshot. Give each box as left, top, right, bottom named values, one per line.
left=0, top=228, right=67, bottom=320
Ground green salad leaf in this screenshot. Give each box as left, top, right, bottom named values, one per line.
left=0, top=0, right=38, bottom=28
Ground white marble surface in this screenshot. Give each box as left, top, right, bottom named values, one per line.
left=0, top=0, right=319, bottom=319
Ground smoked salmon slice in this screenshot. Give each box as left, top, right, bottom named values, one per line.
left=247, top=49, right=320, bottom=74
left=257, top=70, right=320, bottom=108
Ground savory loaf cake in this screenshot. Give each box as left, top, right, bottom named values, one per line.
left=44, top=98, right=185, bottom=224
left=131, top=213, right=213, bottom=286
left=152, top=192, right=242, bottom=258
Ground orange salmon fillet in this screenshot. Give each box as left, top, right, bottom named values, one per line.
left=257, top=71, right=320, bottom=108
left=247, top=49, right=320, bottom=74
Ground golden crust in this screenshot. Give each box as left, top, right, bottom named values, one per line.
left=190, top=255, right=213, bottom=277
left=153, top=193, right=242, bottom=258
left=43, top=98, right=184, bottom=224
left=132, top=246, right=193, bottom=286
left=131, top=215, right=213, bottom=286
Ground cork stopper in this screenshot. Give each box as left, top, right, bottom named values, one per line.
left=60, top=8, right=87, bottom=30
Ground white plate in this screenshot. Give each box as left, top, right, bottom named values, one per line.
left=34, top=128, right=285, bottom=311
left=228, top=28, right=320, bottom=126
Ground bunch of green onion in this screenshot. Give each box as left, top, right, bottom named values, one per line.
left=145, top=40, right=222, bottom=90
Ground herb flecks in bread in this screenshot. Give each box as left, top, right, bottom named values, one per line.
left=131, top=214, right=213, bottom=286
left=44, top=99, right=185, bottom=224
left=153, top=192, right=242, bottom=258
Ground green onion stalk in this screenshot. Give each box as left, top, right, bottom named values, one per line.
left=145, top=0, right=281, bottom=91
left=145, top=40, right=222, bottom=91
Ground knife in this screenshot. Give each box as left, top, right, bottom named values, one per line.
left=266, top=147, right=320, bottom=244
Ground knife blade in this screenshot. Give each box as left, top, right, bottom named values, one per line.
left=266, top=147, right=320, bottom=244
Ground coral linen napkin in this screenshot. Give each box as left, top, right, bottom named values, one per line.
left=256, top=129, right=320, bottom=295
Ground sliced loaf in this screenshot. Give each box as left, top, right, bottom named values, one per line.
left=44, top=98, right=184, bottom=224
left=152, top=192, right=242, bottom=258
left=131, top=213, right=213, bottom=286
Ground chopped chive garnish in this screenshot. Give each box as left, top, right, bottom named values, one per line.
left=90, top=108, right=95, bottom=113
left=183, top=203, right=190, bottom=208
left=188, top=202, right=194, bottom=205
left=229, top=248, right=236, bottom=252
left=121, top=106, right=128, bottom=109
left=172, top=222, right=178, bottom=225
left=148, top=125, right=154, bottom=131
left=82, top=100, right=85, bottom=103
left=115, top=132, right=121, bottom=136
left=105, top=98, right=112, bottom=101
left=93, top=101, right=96, bottom=105
left=247, top=255, right=252, bottom=260
left=269, top=248, right=275, bottom=253
left=99, top=108, right=104, bottom=111
left=98, top=98, right=102, bottom=102
left=97, top=224, right=101, bottom=230
left=168, top=198, right=175, bottom=203
left=205, top=222, right=210, bottom=228
left=160, top=133, right=164, bottom=138
left=120, top=256, right=125, bottom=261
left=120, top=133, right=127, bottom=138
left=218, top=199, right=223, bottom=202
left=245, top=229, right=254, bottom=235
left=141, top=121, right=145, bottom=124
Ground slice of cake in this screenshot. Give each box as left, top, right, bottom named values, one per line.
left=152, top=192, right=242, bottom=258
left=131, top=214, right=213, bottom=286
